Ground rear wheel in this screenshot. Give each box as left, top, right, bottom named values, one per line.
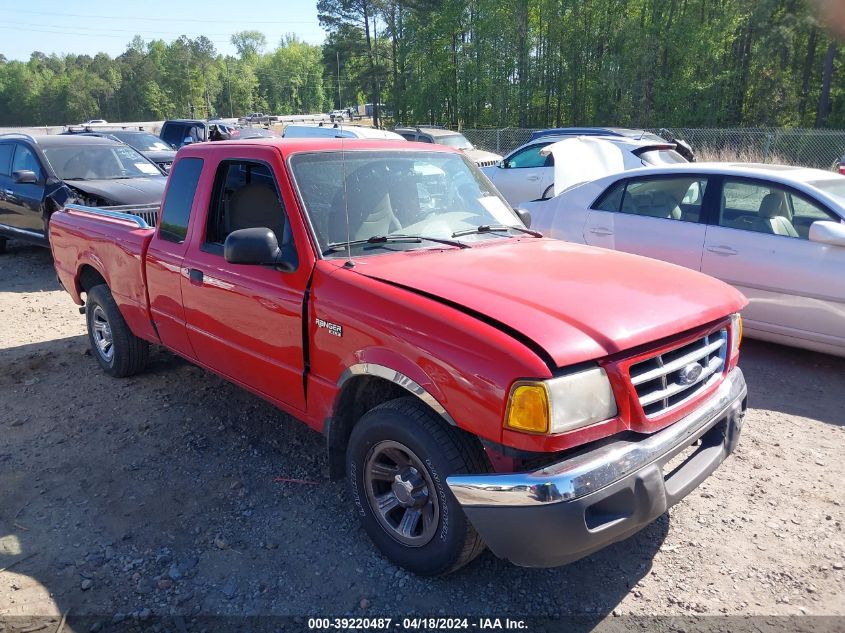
left=85, top=284, right=149, bottom=377
left=346, top=397, right=488, bottom=576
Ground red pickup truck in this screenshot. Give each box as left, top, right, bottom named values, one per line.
left=50, top=138, right=748, bottom=575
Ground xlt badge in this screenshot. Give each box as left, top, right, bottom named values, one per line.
left=315, top=317, right=343, bottom=337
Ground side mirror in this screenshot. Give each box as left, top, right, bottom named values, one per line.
left=809, top=220, right=845, bottom=247
left=224, top=227, right=297, bottom=271
left=514, top=208, right=532, bottom=228
left=500, top=160, right=510, bottom=169
left=182, top=137, right=193, bottom=146
left=13, top=170, right=38, bottom=184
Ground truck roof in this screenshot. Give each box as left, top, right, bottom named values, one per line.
left=177, top=137, right=459, bottom=158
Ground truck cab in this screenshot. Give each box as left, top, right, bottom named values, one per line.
left=49, top=139, right=748, bottom=575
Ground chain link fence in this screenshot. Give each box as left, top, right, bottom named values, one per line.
left=461, top=127, right=845, bottom=170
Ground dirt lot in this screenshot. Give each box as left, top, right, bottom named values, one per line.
left=1, top=241, right=843, bottom=626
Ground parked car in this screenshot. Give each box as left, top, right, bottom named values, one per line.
left=82, top=119, right=108, bottom=125
left=160, top=119, right=274, bottom=149
left=0, top=133, right=166, bottom=252
left=483, top=134, right=688, bottom=206
left=160, top=119, right=209, bottom=149
left=238, top=112, right=273, bottom=125
left=283, top=123, right=405, bottom=140
left=523, top=161, right=845, bottom=357
left=529, top=127, right=669, bottom=143
left=835, top=153, right=845, bottom=175
left=63, top=129, right=176, bottom=172
left=50, top=137, right=747, bottom=575
left=394, top=126, right=502, bottom=167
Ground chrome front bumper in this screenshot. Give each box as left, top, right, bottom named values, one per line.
left=446, top=367, right=747, bottom=567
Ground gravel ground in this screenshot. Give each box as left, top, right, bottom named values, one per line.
left=1, top=241, right=843, bottom=627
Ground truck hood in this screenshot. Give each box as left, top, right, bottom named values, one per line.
left=355, top=239, right=746, bottom=368
left=67, top=177, right=167, bottom=205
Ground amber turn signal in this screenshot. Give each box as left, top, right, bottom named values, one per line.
left=505, top=383, right=550, bottom=434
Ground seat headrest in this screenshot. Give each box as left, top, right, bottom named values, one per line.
left=759, top=193, right=786, bottom=219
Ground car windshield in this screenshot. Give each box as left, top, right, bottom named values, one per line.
left=290, top=150, right=522, bottom=256
left=43, top=144, right=163, bottom=180
left=112, top=132, right=173, bottom=152
left=437, top=134, right=474, bottom=150
left=810, top=179, right=845, bottom=209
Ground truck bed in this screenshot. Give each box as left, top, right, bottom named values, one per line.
left=50, top=204, right=159, bottom=343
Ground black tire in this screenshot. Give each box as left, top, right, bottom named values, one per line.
left=85, top=284, right=149, bottom=378
left=346, top=397, right=489, bottom=576
left=541, top=184, right=555, bottom=199
left=0, top=237, right=7, bottom=254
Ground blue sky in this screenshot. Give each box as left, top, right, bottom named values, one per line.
left=0, top=0, right=326, bottom=61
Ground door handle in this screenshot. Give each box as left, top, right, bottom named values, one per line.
left=526, top=176, right=540, bottom=182
left=588, top=227, right=614, bottom=236
left=706, top=245, right=737, bottom=256
left=188, top=268, right=204, bottom=285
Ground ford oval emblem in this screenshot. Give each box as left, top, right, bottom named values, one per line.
left=678, top=362, right=704, bottom=385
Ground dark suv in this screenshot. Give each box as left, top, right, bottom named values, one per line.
left=0, top=134, right=166, bottom=252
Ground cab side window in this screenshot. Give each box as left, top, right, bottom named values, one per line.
left=12, top=144, right=43, bottom=179
left=158, top=157, right=204, bottom=243
left=204, top=160, right=293, bottom=252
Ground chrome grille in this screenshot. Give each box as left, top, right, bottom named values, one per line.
left=102, top=203, right=160, bottom=227
left=629, top=329, right=727, bottom=418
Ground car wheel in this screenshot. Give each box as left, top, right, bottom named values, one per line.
left=346, top=397, right=488, bottom=576
left=542, top=184, right=555, bottom=199
left=85, top=284, right=149, bottom=378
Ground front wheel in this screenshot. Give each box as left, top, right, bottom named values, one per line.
left=346, top=397, right=488, bottom=576
left=85, top=284, right=149, bottom=377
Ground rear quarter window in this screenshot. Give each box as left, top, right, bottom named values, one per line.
left=158, top=157, right=204, bottom=243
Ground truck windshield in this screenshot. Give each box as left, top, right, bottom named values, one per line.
left=290, top=150, right=522, bottom=256
left=43, top=144, right=163, bottom=180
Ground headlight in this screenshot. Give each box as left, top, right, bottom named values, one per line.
left=505, top=368, right=617, bottom=435
left=730, top=313, right=743, bottom=357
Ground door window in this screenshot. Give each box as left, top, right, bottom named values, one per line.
left=205, top=160, right=292, bottom=251
left=0, top=144, right=12, bottom=176
left=718, top=180, right=839, bottom=239
left=788, top=193, right=840, bottom=238
left=12, top=144, right=43, bottom=178
left=505, top=144, right=551, bottom=169
left=592, top=176, right=707, bottom=222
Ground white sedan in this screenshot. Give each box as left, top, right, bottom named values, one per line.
left=523, top=163, right=845, bottom=357
left=482, top=135, right=688, bottom=206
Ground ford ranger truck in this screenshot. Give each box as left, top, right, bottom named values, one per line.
left=49, top=139, right=748, bottom=576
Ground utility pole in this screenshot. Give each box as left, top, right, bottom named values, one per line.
left=337, top=51, right=342, bottom=110
left=225, top=58, right=234, bottom=118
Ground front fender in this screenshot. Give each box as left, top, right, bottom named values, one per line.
left=338, top=352, right=455, bottom=426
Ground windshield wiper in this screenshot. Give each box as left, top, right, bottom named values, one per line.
left=322, top=233, right=470, bottom=256
left=451, top=224, right=543, bottom=238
